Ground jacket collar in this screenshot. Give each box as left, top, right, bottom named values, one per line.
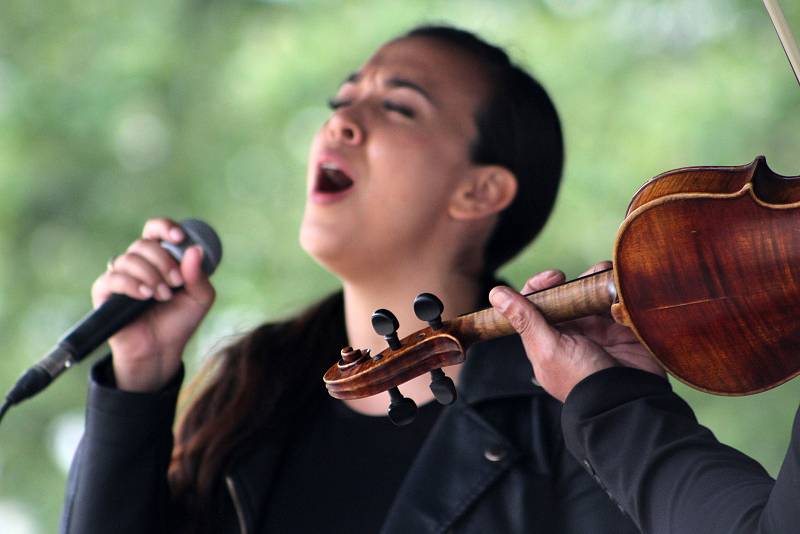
left=380, top=397, right=522, bottom=534
left=380, top=335, right=544, bottom=533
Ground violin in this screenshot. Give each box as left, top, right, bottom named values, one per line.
left=323, top=1, right=800, bottom=423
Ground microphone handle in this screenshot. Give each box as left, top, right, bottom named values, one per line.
left=62, top=292, right=160, bottom=362
left=4, top=291, right=171, bottom=407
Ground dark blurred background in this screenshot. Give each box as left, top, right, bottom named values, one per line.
left=0, top=0, right=798, bottom=531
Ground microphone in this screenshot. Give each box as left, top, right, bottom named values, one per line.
left=0, top=219, right=222, bottom=420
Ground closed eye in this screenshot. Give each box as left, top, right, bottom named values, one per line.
left=327, top=98, right=349, bottom=110
left=327, top=98, right=415, bottom=119
left=382, top=100, right=415, bottom=118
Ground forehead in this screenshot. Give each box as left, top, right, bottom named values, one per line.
left=358, top=37, right=489, bottom=114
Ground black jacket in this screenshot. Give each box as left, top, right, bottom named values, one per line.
left=60, top=335, right=798, bottom=533
left=562, top=367, right=800, bottom=534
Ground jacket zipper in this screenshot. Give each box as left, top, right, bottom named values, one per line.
left=225, top=474, right=248, bottom=534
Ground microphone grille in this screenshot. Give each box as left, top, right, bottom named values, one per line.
left=179, top=219, right=223, bottom=275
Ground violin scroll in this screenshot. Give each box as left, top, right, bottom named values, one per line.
left=323, top=293, right=463, bottom=424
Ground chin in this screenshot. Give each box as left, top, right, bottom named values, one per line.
left=300, top=222, right=347, bottom=269
left=299, top=223, right=376, bottom=281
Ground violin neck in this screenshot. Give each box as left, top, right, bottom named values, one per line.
left=448, top=268, right=618, bottom=347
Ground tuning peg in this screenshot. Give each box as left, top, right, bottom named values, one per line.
left=388, top=386, right=417, bottom=425
left=372, top=308, right=401, bottom=350
left=413, top=293, right=444, bottom=330
left=339, top=346, right=365, bottom=366
left=429, top=368, right=457, bottom=405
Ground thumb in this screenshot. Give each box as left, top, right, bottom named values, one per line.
left=489, top=286, right=560, bottom=356
left=180, top=245, right=216, bottom=305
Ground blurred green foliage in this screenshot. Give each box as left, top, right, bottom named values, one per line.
left=0, top=0, right=799, bottom=531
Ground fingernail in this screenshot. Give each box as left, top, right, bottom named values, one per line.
left=139, top=285, right=154, bottom=298
left=169, top=227, right=184, bottom=242
left=543, top=269, right=561, bottom=279
left=169, top=269, right=183, bottom=287
left=192, top=245, right=204, bottom=258
left=489, top=287, right=511, bottom=311
left=156, top=283, right=172, bottom=301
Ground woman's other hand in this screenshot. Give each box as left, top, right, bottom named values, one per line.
left=91, top=217, right=216, bottom=393
left=488, top=262, right=665, bottom=402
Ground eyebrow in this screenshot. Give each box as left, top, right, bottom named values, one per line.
left=341, top=72, right=436, bottom=106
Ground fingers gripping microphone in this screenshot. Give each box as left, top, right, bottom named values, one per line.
left=0, top=219, right=222, bottom=420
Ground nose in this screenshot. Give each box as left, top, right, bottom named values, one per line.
left=326, top=109, right=364, bottom=145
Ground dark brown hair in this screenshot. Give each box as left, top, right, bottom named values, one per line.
left=169, top=292, right=346, bottom=529
left=405, top=26, right=564, bottom=273
left=168, top=25, right=564, bottom=527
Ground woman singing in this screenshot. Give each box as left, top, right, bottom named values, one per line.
left=60, top=25, right=798, bottom=534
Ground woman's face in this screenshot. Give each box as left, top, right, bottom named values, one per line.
left=300, top=36, right=490, bottom=279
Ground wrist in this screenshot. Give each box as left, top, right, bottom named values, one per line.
left=550, top=358, right=617, bottom=402
left=112, top=353, right=181, bottom=393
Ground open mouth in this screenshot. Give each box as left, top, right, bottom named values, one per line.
left=316, top=162, right=354, bottom=194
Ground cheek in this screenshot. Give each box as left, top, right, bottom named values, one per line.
left=369, top=130, right=464, bottom=204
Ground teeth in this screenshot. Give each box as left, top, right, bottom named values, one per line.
left=320, top=162, right=340, bottom=171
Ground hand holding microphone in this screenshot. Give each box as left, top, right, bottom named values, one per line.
left=0, top=218, right=222, bottom=421
left=94, top=218, right=219, bottom=392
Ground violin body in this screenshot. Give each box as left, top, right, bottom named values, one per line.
left=614, top=156, right=800, bottom=394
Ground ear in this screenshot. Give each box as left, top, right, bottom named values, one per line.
left=448, top=165, right=518, bottom=221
